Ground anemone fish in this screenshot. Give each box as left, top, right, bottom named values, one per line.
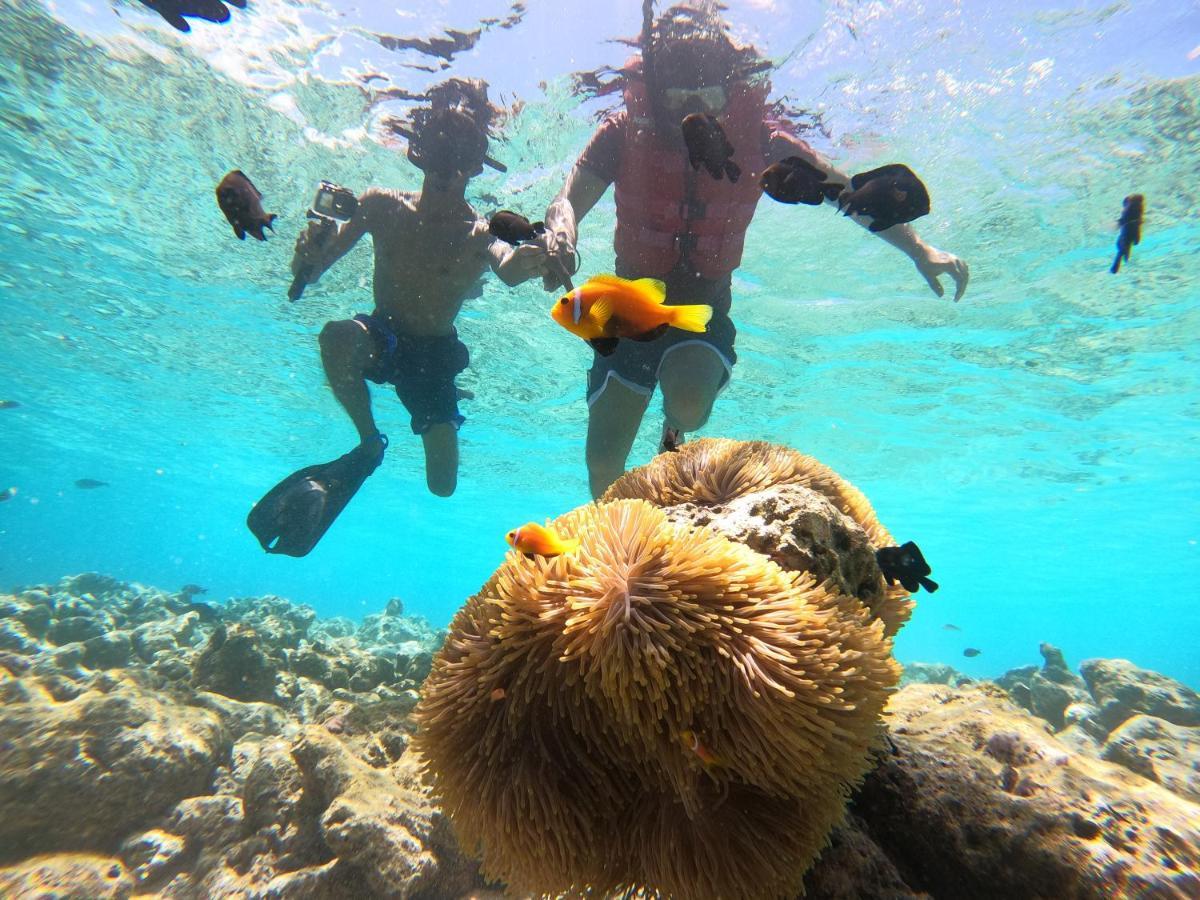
left=551, top=275, right=712, bottom=356
left=506, top=522, right=580, bottom=558
left=680, top=729, right=723, bottom=771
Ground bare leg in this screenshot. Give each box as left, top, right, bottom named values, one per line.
left=658, top=344, right=727, bottom=434
left=586, top=378, right=651, bottom=498
left=319, top=319, right=380, bottom=442
left=421, top=423, right=459, bottom=497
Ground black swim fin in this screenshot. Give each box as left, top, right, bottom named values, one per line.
left=247, top=435, right=387, bottom=557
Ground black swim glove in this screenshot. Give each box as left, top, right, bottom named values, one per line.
left=135, top=0, right=247, bottom=32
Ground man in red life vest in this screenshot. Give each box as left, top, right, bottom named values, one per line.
left=506, top=5, right=970, bottom=498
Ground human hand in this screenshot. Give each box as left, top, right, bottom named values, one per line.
left=540, top=228, right=578, bottom=292
left=915, top=246, right=969, bottom=302
left=497, top=242, right=555, bottom=287
left=291, top=219, right=335, bottom=280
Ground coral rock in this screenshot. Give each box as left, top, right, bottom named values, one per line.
left=1081, top=658, right=1200, bottom=734
left=0, top=672, right=225, bottom=861
left=856, top=684, right=1200, bottom=898
left=1101, top=715, right=1200, bottom=802
left=0, top=853, right=133, bottom=900
left=191, top=624, right=280, bottom=704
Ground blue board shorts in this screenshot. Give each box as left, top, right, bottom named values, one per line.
left=586, top=264, right=737, bottom=406
left=353, top=313, right=468, bottom=435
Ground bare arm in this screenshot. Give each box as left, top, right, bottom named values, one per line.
left=289, top=191, right=372, bottom=283
left=545, top=164, right=610, bottom=242
left=491, top=164, right=612, bottom=289
left=768, top=133, right=969, bottom=301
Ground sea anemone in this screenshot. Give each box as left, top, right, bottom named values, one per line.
left=415, top=499, right=899, bottom=898
left=602, top=439, right=888, bottom=543
left=603, top=438, right=913, bottom=634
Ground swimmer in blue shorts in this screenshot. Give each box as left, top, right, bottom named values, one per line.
left=287, top=80, right=532, bottom=499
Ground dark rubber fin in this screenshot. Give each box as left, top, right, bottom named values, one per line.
left=247, top=436, right=386, bottom=557
left=589, top=337, right=620, bottom=356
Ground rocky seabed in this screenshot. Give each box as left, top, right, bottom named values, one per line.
left=1, top=574, right=1197, bottom=899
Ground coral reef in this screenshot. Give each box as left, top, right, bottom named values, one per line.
left=805, top=683, right=1200, bottom=898
left=0, top=574, right=475, bottom=898
left=417, top=496, right=901, bottom=898
left=602, top=437, right=914, bottom=635
left=997, top=645, right=1200, bottom=807
left=0, top=551, right=1195, bottom=896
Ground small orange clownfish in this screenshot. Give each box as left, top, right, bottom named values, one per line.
left=680, top=729, right=724, bottom=772
left=550, top=274, right=712, bottom=357
left=505, top=522, right=580, bottom=558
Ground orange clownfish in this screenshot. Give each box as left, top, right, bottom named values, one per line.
left=550, top=274, right=712, bottom=357
left=506, top=522, right=580, bottom=558
left=680, top=729, right=724, bottom=771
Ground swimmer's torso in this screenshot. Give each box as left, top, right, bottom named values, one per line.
left=361, top=188, right=492, bottom=335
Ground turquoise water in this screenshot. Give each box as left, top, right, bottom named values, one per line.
left=0, top=0, right=1197, bottom=688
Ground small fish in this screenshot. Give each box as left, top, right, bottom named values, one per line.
left=216, top=170, right=277, bottom=242
left=490, top=687, right=507, bottom=701
left=0, top=400, right=20, bottom=410
left=942, top=623, right=961, bottom=631
left=1110, top=193, right=1144, bottom=274
left=838, top=163, right=931, bottom=232
left=963, top=647, right=982, bottom=658
left=660, top=425, right=683, bottom=453
left=680, top=113, right=740, bottom=183
left=875, top=540, right=938, bottom=593
left=506, top=522, right=580, bottom=558
left=184, top=601, right=221, bottom=624
left=0, top=487, right=15, bottom=503
left=180, top=583, right=208, bottom=596
left=74, top=478, right=109, bottom=490
left=680, top=729, right=723, bottom=771
left=551, top=275, right=711, bottom=357
left=760, top=156, right=844, bottom=206
left=488, top=210, right=545, bottom=245
left=137, top=0, right=247, bottom=33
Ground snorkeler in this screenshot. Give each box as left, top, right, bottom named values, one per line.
left=248, top=79, right=533, bottom=556
left=506, top=4, right=970, bottom=498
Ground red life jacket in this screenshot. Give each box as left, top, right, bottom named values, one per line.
left=613, top=76, right=769, bottom=280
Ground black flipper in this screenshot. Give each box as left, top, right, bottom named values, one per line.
left=247, top=435, right=386, bottom=557
left=589, top=337, right=620, bottom=356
